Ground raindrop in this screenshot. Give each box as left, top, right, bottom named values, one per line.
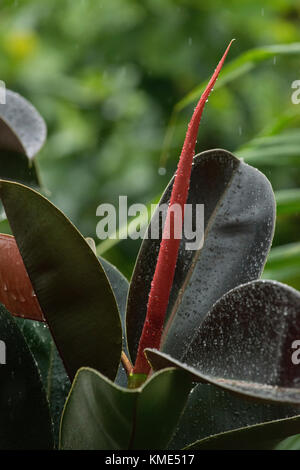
left=158, top=167, right=166, bottom=176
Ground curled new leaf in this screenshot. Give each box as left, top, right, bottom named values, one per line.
left=133, top=41, right=234, bottom=375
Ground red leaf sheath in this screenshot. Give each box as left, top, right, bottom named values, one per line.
left=133, top=40, right=234, bottom=374
left=0, top=234, right=44, bottom=321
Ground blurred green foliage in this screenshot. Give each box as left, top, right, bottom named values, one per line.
left=0, top=0, right=300, bottom=282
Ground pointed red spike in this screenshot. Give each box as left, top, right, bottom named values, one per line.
left=133, top=41, right=234, bottom=375
left=0, top=234, right=44, bottom=321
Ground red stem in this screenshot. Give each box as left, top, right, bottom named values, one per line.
left=133, top=40, right=235, bottom=375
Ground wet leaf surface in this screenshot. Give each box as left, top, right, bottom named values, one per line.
left=168, top=383, right=300, bottom=450
left=0, top=90, right=46, bottom=159
left=127, top=149, right=275, bottom=363
left=146, top=280, right=300, bottom=404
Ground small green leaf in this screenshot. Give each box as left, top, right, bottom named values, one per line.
left=161, top=44, right=300, bottom=163
left=263, top=242, right=300, bottom=289
left=275, top=189, right=300, bottom=216
left=0, top=180, right=122, bottom=381
left=60, top=367, right=192, bottom=450
left=275, top=434, right=300, bottom=450
left=177, top=43, right=300, bottom=112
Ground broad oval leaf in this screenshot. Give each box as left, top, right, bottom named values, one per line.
left=0, top=180, right=122, bottom=381
left=146, top=280, right=300, bottom=405
left=0, top=234, right=44, bottom=321
left=126, top=149, right=275, bottom=363
left=60, top=367, right=192, bottom=450
left=0, top=90, right=46, bottom=159
left=0, top=303, right=53, bottom=449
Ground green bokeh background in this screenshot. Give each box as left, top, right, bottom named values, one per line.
left=0, top=0, right=299, bottom=280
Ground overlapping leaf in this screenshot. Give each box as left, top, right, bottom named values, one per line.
left=0, top=304, right=53, bottom=449
left=126, top=149, right=275, bottom=363
left=0, top=180, right=122, bottom=381
left=169, top=383, right=300, bottom=450
left=146, top=280, right=300, bottom=404
left=60, top=367, right=192, bottom=450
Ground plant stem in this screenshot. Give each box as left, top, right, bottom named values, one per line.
left=133, top=40, right=235, bottom=376
left=121, top=351, right=133, bottom=376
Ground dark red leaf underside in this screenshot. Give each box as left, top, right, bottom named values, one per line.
left=0, top=234, right=44, bottom=321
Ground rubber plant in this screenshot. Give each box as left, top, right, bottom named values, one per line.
left=0, top=42, right=299, bottom=450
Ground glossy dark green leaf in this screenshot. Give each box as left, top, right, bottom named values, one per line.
left=0, top=303, right=53, bottom=449
left=146, top=280, right=300, bottom=404
left=60, top=367, right=192, bottom=450
left=0, top=180, right=122, bottom=381
left=126, top=149, right=275, bottom=363
left=15, top=318, right=70, bottom=446
left=0, top=90, right=46, bottom=159
left=168, top=383, right=300, bottom=450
